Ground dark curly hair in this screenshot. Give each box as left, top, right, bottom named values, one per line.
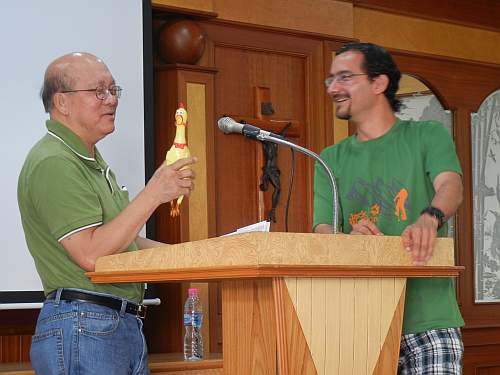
left=336, top=43, right=402, bottom=112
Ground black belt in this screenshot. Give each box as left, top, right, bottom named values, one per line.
left=46, top=290, right=146, bottom=318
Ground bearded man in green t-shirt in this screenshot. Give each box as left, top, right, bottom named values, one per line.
left=314, top=43, right=464, bottom=374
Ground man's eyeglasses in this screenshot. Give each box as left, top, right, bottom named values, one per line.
left=61, top=85, right=123, bottom=100
left=324, top=73, right=367, bottom=87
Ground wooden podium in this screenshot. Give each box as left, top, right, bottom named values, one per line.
left=88, top=232, right=462, bottom=375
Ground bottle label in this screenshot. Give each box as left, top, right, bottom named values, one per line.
left=184, top=312, right=203, bottom=327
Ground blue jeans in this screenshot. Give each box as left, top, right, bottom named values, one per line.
left=30, top=288, right=150, bottom=375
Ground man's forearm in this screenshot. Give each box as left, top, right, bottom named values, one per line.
left=89, top=192, right=159, bottom=254
left=430, top=172, right=463, bottom=221
left=314, top=223, right=334, bottom=234
left=61, top=190, right=160, bottom=270
left=135, top=236, right=168, bottom=249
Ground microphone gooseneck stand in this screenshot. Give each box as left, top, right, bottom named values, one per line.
left=255, top=131, right=340, bottom=234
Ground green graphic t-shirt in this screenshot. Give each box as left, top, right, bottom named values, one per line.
left=313, top=119, right=464, bottom=334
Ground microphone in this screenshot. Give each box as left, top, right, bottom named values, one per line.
left=217, top=116, right=341, bottom=233
left=217, top=117, right=285, bottom=141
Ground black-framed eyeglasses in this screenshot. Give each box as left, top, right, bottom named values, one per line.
left=61, top=85, right=122, bottom=100
left=324, top=73, right=367, bottom=87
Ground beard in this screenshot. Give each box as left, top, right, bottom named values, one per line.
left=336, top=111, right=351, bottom=120
left=335, top=100, right=351, bottom=120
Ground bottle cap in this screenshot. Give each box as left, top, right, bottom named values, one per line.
left=188, top=288, right=198, bottom=295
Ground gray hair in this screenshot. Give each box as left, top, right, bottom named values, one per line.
left=40, top=70, right=75, bottom=113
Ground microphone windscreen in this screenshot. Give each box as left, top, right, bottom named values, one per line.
left=217, top=117, right=243, bottom=134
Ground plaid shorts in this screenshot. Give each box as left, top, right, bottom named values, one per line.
left=398, top=328, right=464, bottom=375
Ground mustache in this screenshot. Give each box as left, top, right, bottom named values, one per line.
left=332, top=93, right=351, bottom=101
left=331, top=94, right=351, bottom=102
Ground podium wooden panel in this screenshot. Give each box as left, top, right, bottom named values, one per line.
left=88, top=233, right=462, bottom=375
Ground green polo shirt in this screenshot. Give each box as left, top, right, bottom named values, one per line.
left=18, top=120, right=144, bottom=303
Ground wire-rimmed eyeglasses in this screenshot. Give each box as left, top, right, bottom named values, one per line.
left=324, top=73, right=367, bottom=87
left=61, top=85, right=122, bottom=100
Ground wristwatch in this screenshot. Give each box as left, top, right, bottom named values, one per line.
left=420, top=206, right=445, bottom=229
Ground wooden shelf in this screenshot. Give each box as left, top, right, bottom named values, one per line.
left=0, top=353, right=223, bottom=375
left=149, top=353, right=223, bottom=372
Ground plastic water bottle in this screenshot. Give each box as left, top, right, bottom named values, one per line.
left=183, top=288, right=204, bottom=360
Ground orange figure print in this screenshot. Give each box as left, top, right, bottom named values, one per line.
left=349, top=210, right=368, bottom=226
left=370, top=203, right=380, bottom=217
left=393, top=188, right=408, bottom=221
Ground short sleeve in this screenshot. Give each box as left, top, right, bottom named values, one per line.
left=423, top=122, right=462, bottom=182
left=29, top=157, right=103, bottom=240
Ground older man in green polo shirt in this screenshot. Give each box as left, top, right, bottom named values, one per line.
left=18, top=52, right=195, bottom=374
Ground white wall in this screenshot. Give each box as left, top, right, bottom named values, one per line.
left=0, top=0, right=145, bottom=292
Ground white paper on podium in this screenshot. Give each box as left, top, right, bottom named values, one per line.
left=222, top=221, right=270, bottom=236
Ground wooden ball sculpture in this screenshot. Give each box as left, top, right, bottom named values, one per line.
left=158, top=20, right=206, bottom=64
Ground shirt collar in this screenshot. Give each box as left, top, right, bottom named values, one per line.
left=46, top=120, right=107, bottom=170
left=350, top=118, right=403, bottom=148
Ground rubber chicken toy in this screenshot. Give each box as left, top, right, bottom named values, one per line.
left=166, top=102, right=191, bottom=217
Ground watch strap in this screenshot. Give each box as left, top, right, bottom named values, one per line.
left=420, top=206, right=445, bottom=229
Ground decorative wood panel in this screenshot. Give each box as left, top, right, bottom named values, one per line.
left=284, top=277, right=405, bottom=375
left=274, top=278, right=317, bottom=375
left=372, top=284, right=405, bottom=375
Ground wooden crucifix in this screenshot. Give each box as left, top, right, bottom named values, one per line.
left=229, top=86, right=301, bottom=226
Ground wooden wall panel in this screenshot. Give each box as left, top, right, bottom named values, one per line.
left=143, top=283, right=183, bottom=353
left=0, top=336, right=31, bottom=363
left=462, top=327, right=500, bottom=375
left=354, top=8, right=500, bottom=65
left=213, top=0, right=353, bottom=38
left=152, top=0, right=500, bottom=66
left=354, top=0, right=500, bottom=32
left=153, top=0, right=215, bottom=12
left=153, top=0, right=354, bottom=38
left=202, top=21, right=336, bottom=235
left=0, top=310, right=37, bottom=364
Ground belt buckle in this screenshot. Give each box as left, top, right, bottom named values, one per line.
left=137, top=304, right=147, bottom=319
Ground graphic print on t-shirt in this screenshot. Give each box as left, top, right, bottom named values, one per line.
left=346, top=177, right=409, bottom=226
left=394, top=188, right=408, bottom=221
